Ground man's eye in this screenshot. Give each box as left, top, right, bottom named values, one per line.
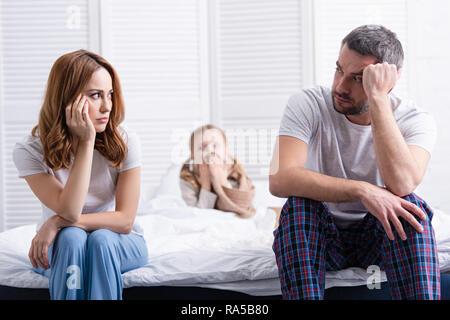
left=354, top=77, right=362, bottom=83
left=335, top=67, right=343, bottom=74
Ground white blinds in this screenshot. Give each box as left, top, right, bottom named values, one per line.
left=0, top=0, right=312, bottom=230
left=1, top=0, right=416, bottom=230
left=314, top=0, right=409, bottom=97
left=102, top=0, right=207, bottom=198
left=213, top=0, right=311, bottom=180
left=0, top=0, right=90, bottom=230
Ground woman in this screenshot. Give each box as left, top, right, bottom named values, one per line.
left=12, top=49, right=148, bottom=300
left=179, top=124, right=256, bottom=218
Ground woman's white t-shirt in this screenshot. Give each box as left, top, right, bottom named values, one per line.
left=12, top=126, right=143, bottom=234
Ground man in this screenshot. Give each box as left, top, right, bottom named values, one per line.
left=269, top=25, right=439, bottom=300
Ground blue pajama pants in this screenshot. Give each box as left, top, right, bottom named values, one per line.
left=272, top=193, right=440, bottom=300
left=34, top=227, right=148, bottom=300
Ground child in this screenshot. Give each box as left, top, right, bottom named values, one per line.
left=180, top=124, right=256, bottom=218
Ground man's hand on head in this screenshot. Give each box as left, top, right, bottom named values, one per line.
left=362, top=62, right=400, bottom=100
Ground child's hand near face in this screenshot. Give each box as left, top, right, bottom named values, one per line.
left=196, top=163, right=212, bottom=191
left=208, top=162, right=229, bottom=187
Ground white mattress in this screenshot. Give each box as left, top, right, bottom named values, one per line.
left=2, top=171, right=450, bottom=296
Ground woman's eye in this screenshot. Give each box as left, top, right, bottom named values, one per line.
left=354, top=77, right=362, bottom=83
left=108, top=92, right=113, bottom=99
left=335, top=67, right=343, bottom=74
left=91, top=93, right=100, bottom=99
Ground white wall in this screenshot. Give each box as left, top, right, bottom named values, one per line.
left=0, top=0, right=449, bottom=230
left=406, top=0, right=450, bottom=212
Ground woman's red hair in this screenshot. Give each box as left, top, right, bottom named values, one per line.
left=32, top=49, right=127, bottom=170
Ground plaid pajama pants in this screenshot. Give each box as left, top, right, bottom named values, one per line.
left=272, top=193, right=440, bottom=300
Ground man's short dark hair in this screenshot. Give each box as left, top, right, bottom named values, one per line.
left=341, top=25, right=404, bottom=69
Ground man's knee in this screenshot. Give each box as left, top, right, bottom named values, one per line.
left=279, top=196, right=332, bottom=231
left=284, top=196, right=328, bottom=214
left=401, top=193, right=434, bottom=221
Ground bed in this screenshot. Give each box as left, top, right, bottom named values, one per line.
left=1, top=163, right=450, bottom=300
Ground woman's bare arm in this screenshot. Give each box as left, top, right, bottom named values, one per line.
left=24, top=139, right=94, bottom=223
left=53, top=167, right=141, bottom=234
left=24, top=95, right=96, bottom=223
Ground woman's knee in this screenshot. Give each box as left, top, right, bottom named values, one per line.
left=87, top=229, right=118, bottom=252
left=55, top=227, right=88, bottom=250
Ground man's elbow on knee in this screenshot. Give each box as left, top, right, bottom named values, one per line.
left=387, top=181, right=417, bottom=198
left=269, top=175, right=285, bottom=198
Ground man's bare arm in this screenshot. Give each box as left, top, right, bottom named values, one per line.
left=269, top=135, right=426, bottom=241
left=364, top=63, right=430, bottom=197
left=269, top=136, right=367, bottom=202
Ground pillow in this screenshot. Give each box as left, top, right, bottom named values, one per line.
left=151, top=161, right=184, bottom=199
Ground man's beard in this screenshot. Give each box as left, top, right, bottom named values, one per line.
left=332, top=92, right=369, bottom=116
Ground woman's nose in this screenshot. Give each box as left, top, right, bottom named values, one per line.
left=100, top=98, right=111, bottom=113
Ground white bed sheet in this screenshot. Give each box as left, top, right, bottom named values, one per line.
left=2, top=162, right=450, bottom=296
left=0, top=203, right=283, bottom=294
left=2, top=202, right=450, bottom=296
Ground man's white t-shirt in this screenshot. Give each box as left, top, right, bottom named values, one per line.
left=279, top=86, right=437, bottom=229
left=12, top=126, right=143, bottom=234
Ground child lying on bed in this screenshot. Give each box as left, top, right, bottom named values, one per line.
left=179, top=124, right=256, bottom=218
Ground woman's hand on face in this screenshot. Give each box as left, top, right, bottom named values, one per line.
left=28, top=215, right=61, bottom=270
left=65, top=94, right=96, bottom=143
